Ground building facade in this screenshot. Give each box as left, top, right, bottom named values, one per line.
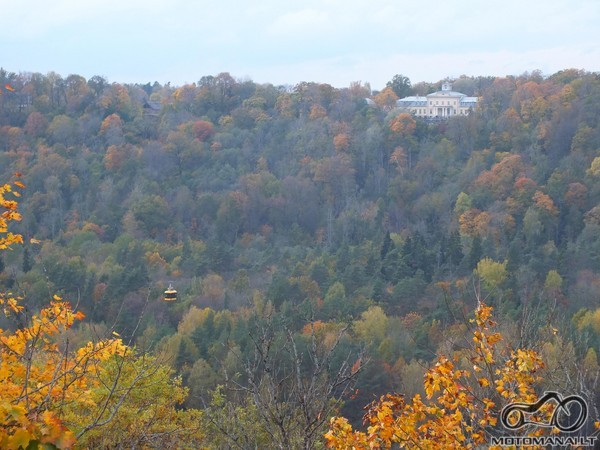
left=396, top=82, right=477, bottom=118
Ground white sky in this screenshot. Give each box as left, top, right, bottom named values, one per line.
left=1, top=0, right=599, bottom=89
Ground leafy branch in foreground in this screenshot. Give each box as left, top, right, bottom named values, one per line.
left=324, top=301, right=599, bottom=449
left=0, top=175, right=202, bottom=449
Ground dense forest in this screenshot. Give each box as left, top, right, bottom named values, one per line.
left=1, top=67, right=600, bottom=448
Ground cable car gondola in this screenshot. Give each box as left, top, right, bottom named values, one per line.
left=163, top=283, right=177, bottom=302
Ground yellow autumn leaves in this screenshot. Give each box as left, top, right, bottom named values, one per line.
left=1, top=175, right=202, bottom=449
left=0, top=177, right=24, bottom=250
left=324, top=302, right=547, bottom=449
left=0, top=293, right=121, bottom=448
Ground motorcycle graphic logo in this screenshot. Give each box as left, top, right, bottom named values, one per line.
left=500, top=391, right=588, bottom=433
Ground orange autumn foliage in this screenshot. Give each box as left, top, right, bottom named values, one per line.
left=459, top=208, right=492, bottom=237
left=532, top=190, right=559, bottom=216
left=1, top=178, right=131, bottom=447
left=324, top=303, right=548, bottom=449
left=333, top=133, right=350, bottom=152
left=373, top=88, right=398, bottom=111
left=388, top=113, right=416, bottom=137
left=0, top=176, right=24, bottom=250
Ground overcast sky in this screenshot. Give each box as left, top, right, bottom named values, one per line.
left=1, top=0, right=599, bottom=89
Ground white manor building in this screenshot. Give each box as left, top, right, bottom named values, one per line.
left=396, top=82, right=477, bottom=118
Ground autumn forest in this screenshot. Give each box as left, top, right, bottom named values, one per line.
left=1, top=68, right=600, bottom=448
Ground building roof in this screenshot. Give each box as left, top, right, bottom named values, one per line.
left=396, top=96, right=427, bottom=107
left=460, top=97, right=478, bottom=105
left=143, top=100, right=161, bottom=110
left=427, top=90, right=465, bottom=98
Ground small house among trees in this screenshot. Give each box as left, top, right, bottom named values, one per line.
left=142, top=99, right=161, bottom=117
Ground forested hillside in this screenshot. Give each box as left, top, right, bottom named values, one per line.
left=1, top=68, right=599, bottom=448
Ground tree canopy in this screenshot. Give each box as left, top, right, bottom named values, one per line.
left=1, top=67, right=600, bottom=447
